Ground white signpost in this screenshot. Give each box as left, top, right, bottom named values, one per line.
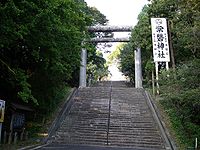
left=0, top=100, right=5, bottom=144
left=151, top=18, right=170, bottom=94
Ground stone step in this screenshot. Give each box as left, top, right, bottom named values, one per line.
left=53, top=139, right=165, bottom=150
left=91, top=81, right=130, bottom=88
left=54, top=139, right=108, bottom=146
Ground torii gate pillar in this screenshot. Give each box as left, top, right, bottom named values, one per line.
left=79, top=48, right=87, bottom=87
left=135, top=48, right=143, bottom=88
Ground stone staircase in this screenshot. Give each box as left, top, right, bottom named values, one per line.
left=41, top=81, right=172, bottom=150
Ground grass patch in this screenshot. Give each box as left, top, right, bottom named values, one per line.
left=160, top=97, right=199, bottom=149
left=146, top=88, right=198, bottom=149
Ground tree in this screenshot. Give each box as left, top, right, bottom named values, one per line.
left=0, top=0, right=109, bottom=114
left=119, top=0, right=200, bottom=83
left=118, top=43, right=135, bottom=82
left=148, top=0, right=200, bottom=61
left=88, top=52, right=109, bottom=82
left=83, top=5, right=111, bottom=84
left=107, top=44, right=123, bottom=65
left=119, top=5, right=152, bottom=83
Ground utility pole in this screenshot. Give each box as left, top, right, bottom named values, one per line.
left=167, top=20, right=176, bottom=70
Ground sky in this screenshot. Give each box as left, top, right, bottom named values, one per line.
left=84, top=0, right=149, bottom=26
left=84, top=0, right=149, bottom=48
left=84, top=0, right=149, bottom=81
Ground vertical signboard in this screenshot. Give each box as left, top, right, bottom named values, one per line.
left=151, top=18, right=170, bottom=62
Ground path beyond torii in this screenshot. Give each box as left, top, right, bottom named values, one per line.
left=36, top=81, right=175, bottom=150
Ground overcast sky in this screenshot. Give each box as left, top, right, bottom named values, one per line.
left=85, top=0, right=149, bottom=26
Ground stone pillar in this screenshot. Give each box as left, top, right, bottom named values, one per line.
left=135, top=48, right=142, bottom=88
left=79, top=48, right=87, bottom=87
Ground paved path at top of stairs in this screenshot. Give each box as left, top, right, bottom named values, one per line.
left=41, top=81, right=170, bottom=150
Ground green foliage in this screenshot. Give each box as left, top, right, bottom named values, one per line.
left=159, top=59, right=200, bottom=93
left=148, top=0, right=200, bottom=61
left=143, top=59, right=155, bottom=87
left=15, top=69, right=37, bottom=104
left=107, top=44, right=123, bottom=65
left=87, top=7, right=108, bottom=25
left=0, top=0, right=109, bottom=115
left=87, top=50, right=109, bottom=82
left=119, top=0, right=200, bottom=82
left=119, top=5, right=153, bottom=83
left=118, top=43, right=135, bottom=82
left=159, top=59, right=200, bottom=148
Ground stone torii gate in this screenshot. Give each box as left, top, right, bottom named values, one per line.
left=79, top=25, right=142, bottom=88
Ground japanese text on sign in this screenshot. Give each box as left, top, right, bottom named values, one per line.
left=151, top=18, right=170, bottom=62
left=13, top=113, right=25, bottom=129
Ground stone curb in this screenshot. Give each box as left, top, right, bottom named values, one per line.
left=44, top=88, right=78, bottom=143
left=18, top=143, right=48, bottom=150
left=144, top=90, right=177, bottom=150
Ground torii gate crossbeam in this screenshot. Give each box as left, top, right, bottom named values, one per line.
left=87, top=25, right=132, bottom=32
left=89, top=37, right=130, bottom=43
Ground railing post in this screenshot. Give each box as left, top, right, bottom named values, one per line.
left=14, top=132, right=17, bottom=144
left=3, top=131, right=7, bottom=144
